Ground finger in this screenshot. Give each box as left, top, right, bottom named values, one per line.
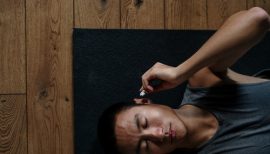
left=141, top=66, right=158, bottom=92
left=141, top=76, right=148, bottom=91
left=141, top=69, right=150, bottom=90
left=139, top=86, right=150, bottom=92
left=142, top=75, right=155, bottom=92
left=141, top=72, right=154, bottom=92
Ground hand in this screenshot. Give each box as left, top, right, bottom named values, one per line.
left=140, top=62, right=185, bottom=93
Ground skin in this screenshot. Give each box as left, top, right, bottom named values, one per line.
left=115, top=103, right=187, bottom=154
left=140, top=7, right=270, bottom=93
left=114, top=7, right=270, bottom=154
left=115, top=99, right=219, bottom=154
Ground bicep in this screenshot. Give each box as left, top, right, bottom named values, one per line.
left=208, top=45, right=252, bottom=72
left=188, top=67, right=224, bottom=88
left=188, top=68, right=267, bottom=88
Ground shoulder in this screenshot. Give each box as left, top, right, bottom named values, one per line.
left=188, top=68, right=268, bottom=88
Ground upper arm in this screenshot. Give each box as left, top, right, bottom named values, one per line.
left=199, top=7, right=270, bottom=72
left=188, top=67, right=268, bottom=88
left=188, top=67, right=224, bottom=88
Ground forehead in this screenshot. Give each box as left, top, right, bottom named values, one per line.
left=115, top=108, right=139, bottom=153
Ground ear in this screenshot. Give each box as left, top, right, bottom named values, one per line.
left=133, top=98, right=152, bottom=105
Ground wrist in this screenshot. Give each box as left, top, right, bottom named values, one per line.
left=176, top=53, right=208, bottom=80
left=174, top=63, right=191, bottom=83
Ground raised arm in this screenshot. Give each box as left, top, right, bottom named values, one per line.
left=141, top=7, right=270, bottom=93
left=177, top=7, right=270, bottom=83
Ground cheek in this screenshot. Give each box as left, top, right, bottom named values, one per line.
left=148, top=111, right=166, bottom=125
left=148, top=110, right=175, bottom=124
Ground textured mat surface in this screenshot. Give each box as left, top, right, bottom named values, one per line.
left=73, top=29, right=270, bottom=154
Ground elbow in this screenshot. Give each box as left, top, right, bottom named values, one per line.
left=248, top=7, right=270, bottom=30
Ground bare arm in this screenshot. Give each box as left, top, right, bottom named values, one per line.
left=140, top=7, right=270, bottom=93
left=176, top=7, right=270, bottom=86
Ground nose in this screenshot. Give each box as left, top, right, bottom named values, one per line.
left=142, top=127, right=164, bottom=142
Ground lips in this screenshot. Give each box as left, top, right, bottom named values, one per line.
left=169, top=123, right=176, bottom=144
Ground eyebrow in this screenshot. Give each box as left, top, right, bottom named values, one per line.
left=135, top=114, right=141, bottom=154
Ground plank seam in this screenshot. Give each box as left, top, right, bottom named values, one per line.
left=24, top=0, right=29, bottom=153
left=163, top=0, right=166, bottom=29
left=120, top=0, right=122, bottom=28
left=0, top=93, right=26, bottom=96
left=73, top=0, right=75, bottom=27
left=206, top=0, right=209, bottom=29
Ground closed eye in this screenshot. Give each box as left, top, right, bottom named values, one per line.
left=142, top=117, right=148, bottom=129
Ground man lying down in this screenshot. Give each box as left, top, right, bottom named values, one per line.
left=98, top=7, right=270, bottom=154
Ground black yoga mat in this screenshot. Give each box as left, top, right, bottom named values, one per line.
left=73, top=29, right=270, bottom=154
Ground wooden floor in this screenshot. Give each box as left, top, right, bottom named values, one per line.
left=0, top=0, right=269, bottom=153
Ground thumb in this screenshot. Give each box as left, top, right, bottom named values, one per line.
left=140, top=79, right=162, bottom=92
left=139, top=85, right=154, bottom=94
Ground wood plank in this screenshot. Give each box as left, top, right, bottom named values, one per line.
left=165, top=0, right=207, bottom=29
left=121, top=0, right=164, bottom=29
left=247, top=0, right=270, bottom=13
left=26, top=0, right=74, bottom=153
left=75, top=0, right=120, bottom=28
left=207, top=0, right=247, bottom=29
left=0, top=95, right=27, bottom=154
left=0, top=0, right=25, bottom=93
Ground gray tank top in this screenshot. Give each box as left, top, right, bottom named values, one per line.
left=181, top=80, right=270, bottom=154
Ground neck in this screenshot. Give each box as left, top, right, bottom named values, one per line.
left=173, top=106, right=217, bottom=149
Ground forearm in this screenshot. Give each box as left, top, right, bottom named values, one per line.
left=176, top=7, right=270, bottom=80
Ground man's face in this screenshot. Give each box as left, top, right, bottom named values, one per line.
left=114, top=104, right=187, bottom=154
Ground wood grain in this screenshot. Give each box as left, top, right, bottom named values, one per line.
left=0, top=1, right=269, bottom=154
left=75, top=0, right=120, bottom=28
left=26, top=0, right=74, bottom=153
left=0, top=0, right=25, bottom=94
left=121, top=0, right=164, bottom=29
left=0, top=95, right=27, bottom=154
left=165, top=0, right=207, bottom=29
left=247, top=0, right=270, bottom=13
left=207, top=0, right=247, bottom=29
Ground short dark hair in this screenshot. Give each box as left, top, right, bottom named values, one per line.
left=97, top=101, right=140, bottom=154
